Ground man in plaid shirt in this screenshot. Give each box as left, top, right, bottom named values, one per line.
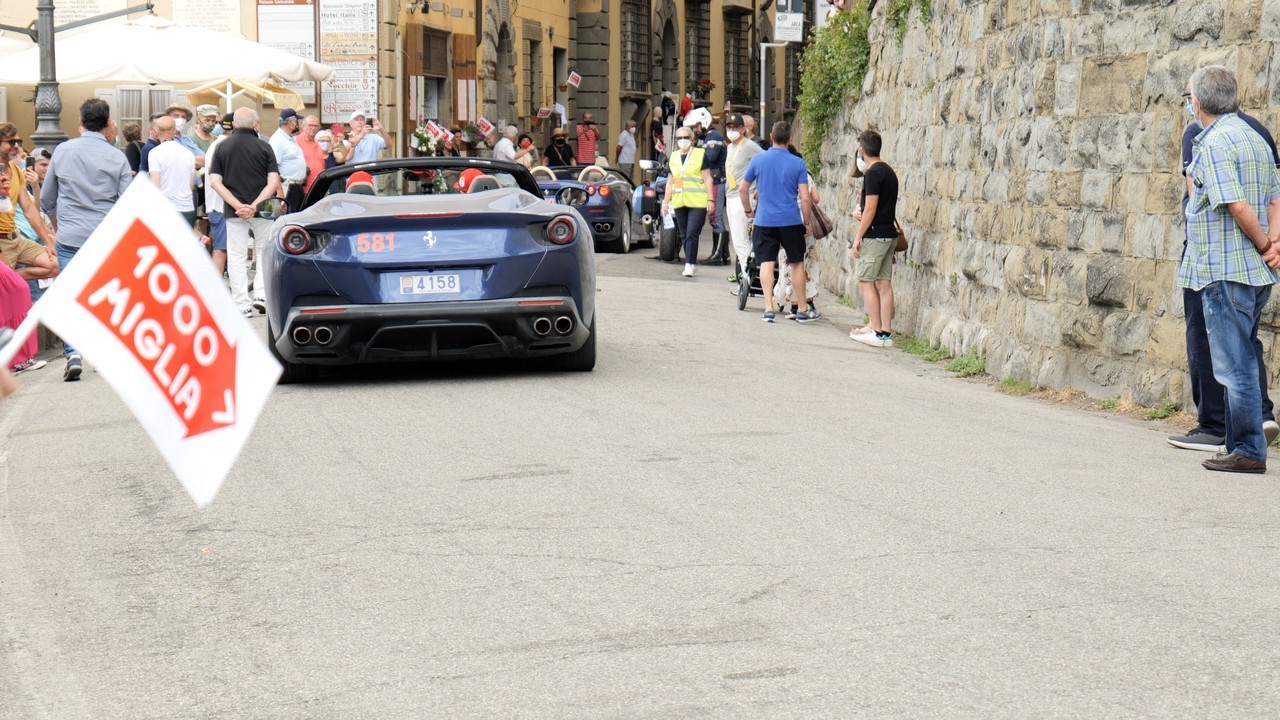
left=1180, top=65, right=1280, bottom=473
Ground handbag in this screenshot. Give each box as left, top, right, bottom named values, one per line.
left=808, top=203, right=833, bottom=239
left=894, top=220, right=908, bottom=253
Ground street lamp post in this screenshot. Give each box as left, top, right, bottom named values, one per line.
left=0, top=1, right=155, bottom=149
left=758, top=41, right=788, bottom=138
left=31, top=0, right=63, bottom=148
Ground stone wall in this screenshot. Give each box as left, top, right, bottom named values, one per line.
left=811, top=0, right=1280, bottom=405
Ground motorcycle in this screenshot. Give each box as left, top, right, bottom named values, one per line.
left=635, top=155, right=680, bottom=259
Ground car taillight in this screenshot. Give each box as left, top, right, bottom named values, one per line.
left=585, top=184, right=596, bottom=196
left=281, top=226, right=311, bottom=255
left=644, top=189, right=656, bottom=198
left=547, top=217, right=576, bottom=245
left=598, top=185, right=611, bottom=197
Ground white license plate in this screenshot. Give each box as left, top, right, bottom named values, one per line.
left=400, top=274, right=462, bottom=294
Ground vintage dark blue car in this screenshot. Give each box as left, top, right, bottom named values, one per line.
left=532, top=164, right=644, bottom=254
left=261, top=158, right=597, bottom=383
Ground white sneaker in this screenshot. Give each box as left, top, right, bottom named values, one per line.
left=851, top=331, right=888, bottom=348
left=681, top=264, right=694, bottom=277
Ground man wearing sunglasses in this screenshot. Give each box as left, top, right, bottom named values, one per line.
left=0, top=124, right=56, bottom=261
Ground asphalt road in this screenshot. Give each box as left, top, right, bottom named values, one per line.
left=3, top=249, right=1280, bottom=718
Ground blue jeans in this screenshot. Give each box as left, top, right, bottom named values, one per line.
left=1184, top=287, right=1274, bottom=435
left=1200, top=281, right=1272, bottom=461
left=674, top=206, right=706, bottom=265
left=55, top=243, right=81, bottom=358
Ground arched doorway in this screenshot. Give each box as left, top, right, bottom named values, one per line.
left=661, top=20, right=679, bottom=96
left=496, top=24, right=516, bottom=127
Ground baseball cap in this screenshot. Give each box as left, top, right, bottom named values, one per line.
left=220, top=113, right=234, bottom=131
left=455, top=168, right=485, bottom=192
left=30, top=146, right=51, bottom=160
left=279, top=108, right=299, bottom=124
left=724, top=113, right=745, bottom=127
left=349, top=110, right=367, bottom=122
left=346, top=171, right=375, bottom=193
left=196, top=104, right=220, bottom=118
left=164, top=104, right=193, bottom=120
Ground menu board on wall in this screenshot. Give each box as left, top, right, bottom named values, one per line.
left=318, top=0, right=377, bottom=123
left=174, top=0, right=242, bottom=35
left=257, top=0, right=317, bottom=104
left=54, top=0, right=126, bottom=27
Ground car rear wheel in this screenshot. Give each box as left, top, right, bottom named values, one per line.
left=268, top=321, right=319, bottom=384
left=606, top=221, right=631, bottom=254
left=544, top=316, right=596, bottom=372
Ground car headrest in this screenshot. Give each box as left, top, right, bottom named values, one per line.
left=346, top=184, right=376, bottom=196
left=469, top=176, right=500, bottom=193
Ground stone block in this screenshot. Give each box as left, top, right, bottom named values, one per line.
left=1054, top=61, right=1080, bottom=115
left=1080, top=170, right=1114, bottom=209
left=1238, top=42, right=1274, bottom=110
left=1128, top=213, right=1168, bottom=259
left=1172, top=2, right=1224, bottom=42
left=1115, top=174, right=1148, bottom=214
left=1005, top=245, right=1050, bottom=299
left=1053, top=172, right=1083, bottom=207
left=1103, top=310, right=1153, bottom=356
left=1264, top=0, right=1280, bottom=41
left=1061, top=305, right=1107, bottom=349
left=1050, top=252, right=1089, bottom=304
left=1022, top=299, right=1063, bottom=345
left=1027, top=172, right=1050, bottom=205
left=1086, top=255, right=1132, bottom=308
left=1145, top=173, right=1184, bottom=214
left=1145, top=315, right=1188, bottom=369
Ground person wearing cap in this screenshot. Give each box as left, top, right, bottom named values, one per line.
left=661, top=123, right=713, bottom=278
left=164, top=104, right=207, bottom=168
left=208, top=108, right=281, bottom=317
left=270, top=108, right=308, bottom=212
left=723, top=113, right=763, bottom=284
left=345, top=171, right=376, bottom=195
left=347, top=111, right=389, bottom=164
left=0, top=123, right=56, bottom=264
left=543, top=127, right=576, bottom=167
left=201, top=113, right=235, bottom=277
left=148, top=115, right=198, bottom=227
left=188, top=104, right=221, bottom=153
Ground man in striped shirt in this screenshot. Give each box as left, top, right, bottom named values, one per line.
left=1180, top=65, right=1280, bottom=473
left=574, top=113, right=600, bottom=166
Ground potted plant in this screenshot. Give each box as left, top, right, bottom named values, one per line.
left=689, top=77, right=715, bottom=100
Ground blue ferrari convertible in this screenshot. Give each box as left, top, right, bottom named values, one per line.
left=260, top=158, right=597, bottom=383
left=532, top=164, right=643, bottom=254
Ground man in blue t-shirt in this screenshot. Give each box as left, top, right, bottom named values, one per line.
left=1169, top=109, right=1280, bottom=452
left=740, top=120, right=817, bottom=324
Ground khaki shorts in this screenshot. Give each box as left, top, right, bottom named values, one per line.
left=855, top=237, right=895, bottom=281
left=1, top=235, right=46, bottom=270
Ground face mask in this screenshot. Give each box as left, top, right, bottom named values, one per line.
left=1185, top=99, right=1196, bottom=122
left=856, top=156, right=870, bottom=173
left=555, top=138, right=566, bottom=145
left=628, top=127, right=635, bottom=135
left=727, top=130, right=741, bottom=142
left=173, top=118, right=186, bottom=131
left=0, top=196, right=12, bottom=214
left=319, top=141, right=331, bottom=151
left=677, top=138, right=692, bottom=150
left=210, top=124, right=223, bottom=137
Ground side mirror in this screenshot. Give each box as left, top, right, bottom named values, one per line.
left=257, top=197, right=288, bottom=219
left=638, top=159, right=655, bottom=171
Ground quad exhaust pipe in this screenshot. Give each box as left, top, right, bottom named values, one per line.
left=533, top=317, right=552, bottom=336
left=313, top=326, right=334, bottom=345
left=554, top=316, right=574, bottom=335
left=291, top=326, right=312, bottom=345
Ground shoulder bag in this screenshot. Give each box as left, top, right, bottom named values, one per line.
left=894, top=220, right=908, bottom=253
left=808, top=203, right=834, bottom=239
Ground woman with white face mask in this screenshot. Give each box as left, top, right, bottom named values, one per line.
left=661, top=126, right=714, bottom=277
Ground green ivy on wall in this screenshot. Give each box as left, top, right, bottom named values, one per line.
left=885, top=0, right=931, bottom=39
left=797, top=3, right=872, bottom=176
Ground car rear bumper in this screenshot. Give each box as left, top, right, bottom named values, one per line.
left=273, top=296, right=590, bottom=365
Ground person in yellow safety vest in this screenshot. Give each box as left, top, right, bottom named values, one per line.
left=661, top=126, right=714, bottom=277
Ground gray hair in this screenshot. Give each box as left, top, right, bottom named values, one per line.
left=316, top=130, right=334, bottom=143
left=1190, top=65, right=1238, bottom=116
left=504, top=125, right=518, bottom=139
left=232, top=107, right=259, bottom=129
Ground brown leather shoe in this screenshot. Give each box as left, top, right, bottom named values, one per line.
left=1202, top=453, right=1267, bottom=474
